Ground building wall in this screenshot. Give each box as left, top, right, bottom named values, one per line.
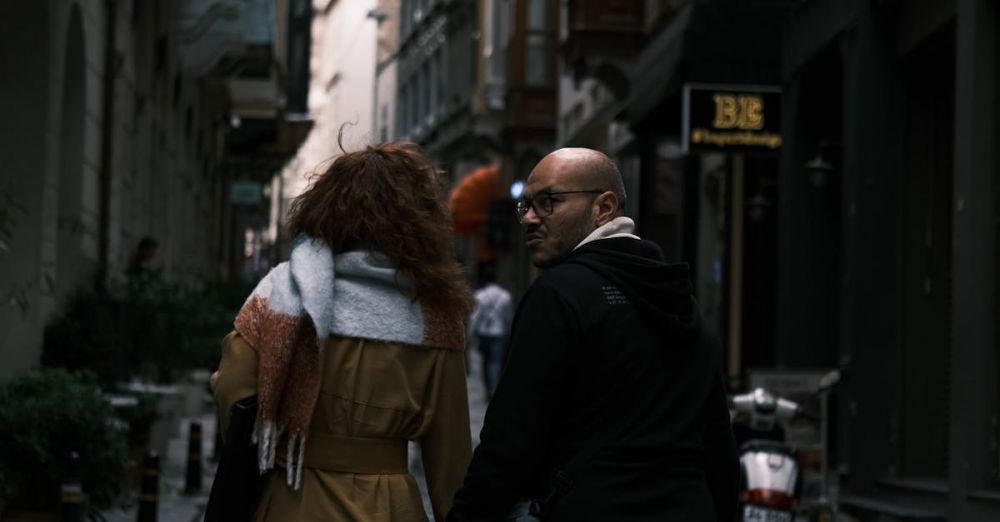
left=1, top=1, right=65, bottom=383
left=557, top=75, right=616, bottom=148
left=122, top=1, right=227, bottom=283
left=779, top=0, right=1000, bottom=517
left=375, top=0, right=400, bottom=142
left=0, top=0, right=232, bottom=384
left=376, top=60, right=399, bottom=142
left=479, top=0, right=509, bottom=116
left=279, top=0, right=379, bottom=219
left=398, top=1, right=463, bottom=147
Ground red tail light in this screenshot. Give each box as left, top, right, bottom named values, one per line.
left=746, top=488, right=796, bottom=510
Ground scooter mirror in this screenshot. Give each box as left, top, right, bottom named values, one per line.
left=818, top=369, right=841, bottom=392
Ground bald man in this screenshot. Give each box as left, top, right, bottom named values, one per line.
left=448, top=148, right=738, bottom=522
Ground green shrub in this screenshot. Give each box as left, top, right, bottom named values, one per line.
left=42, top=277, right=243, bottom=386
left=41, top=292, right=131, bottom=389
left=0, top=368, right=130, bottom=510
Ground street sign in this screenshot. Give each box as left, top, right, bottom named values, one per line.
left=230, top=181, right=262, bottom=205
left=682, top=83, right=782, bottom=154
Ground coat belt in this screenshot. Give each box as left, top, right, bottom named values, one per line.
left=277, top=433, right=409, bottom=474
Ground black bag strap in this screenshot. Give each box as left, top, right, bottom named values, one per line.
left=536, top=424, right=619, bottom=516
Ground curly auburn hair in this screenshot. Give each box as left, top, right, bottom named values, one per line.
left=287, top=141, right=472, bottom=317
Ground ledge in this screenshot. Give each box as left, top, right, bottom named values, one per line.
left=838, top=494, right=947, bottom=520
left=968, top=489, right=1000, bottom=506
left=876, top=477, right=949, bottom=497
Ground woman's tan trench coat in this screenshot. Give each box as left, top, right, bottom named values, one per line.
left=211, top=331, right=472, bottom=522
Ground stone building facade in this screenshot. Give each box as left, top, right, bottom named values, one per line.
left=0, top=0, right=305, bottom=383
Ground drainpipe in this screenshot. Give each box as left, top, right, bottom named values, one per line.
left=96, top=0, right=117, bottom=293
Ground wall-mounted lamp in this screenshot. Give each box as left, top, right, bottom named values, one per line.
left=509, top=180, right=525, bottom=200
left=803, top=154, right=834, bottom=188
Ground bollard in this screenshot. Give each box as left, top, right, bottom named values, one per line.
left=137, top=451, right=159, bottom=522
left=60, top=451, right=85, bottom=522
left=184, top=422, right=203, bottom=494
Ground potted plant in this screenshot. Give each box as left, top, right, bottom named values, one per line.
left=0, top=368, right=131, bottom=516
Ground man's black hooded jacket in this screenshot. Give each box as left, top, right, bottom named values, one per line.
left=448, top=237, right=738, bottom=522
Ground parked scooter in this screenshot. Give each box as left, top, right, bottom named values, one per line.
left=730, top=370, right=841, bottom=522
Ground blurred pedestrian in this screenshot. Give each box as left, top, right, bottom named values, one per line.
left=126, top=236, right=160, bottom=279
left=468, top=264, right=512, bottom=400
left=211, top=141, right=474, bottom=521
left=448, top=148, right=738, bottom=522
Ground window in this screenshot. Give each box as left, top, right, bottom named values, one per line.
left=401, top=0, right=411, bottom=37
left=408, top=82, right=418, bottom=131
left=527, top=0, right=547, bottom=29
left=413, top=0, right=425, bottom=23
left=417, top=64, right=427, bottom=125
left=524, top=0, right=553, bottom=87
left=396, top=87, right=407, bottom=137
left=429, top=55, right=439, bottom=119
left=489, top=0, right=509, bottom=81
left=380, top=105, right=388, bottom=141
left=437, top=49, right=446, bottom=112
left=525, top=34, right=551, bottom=86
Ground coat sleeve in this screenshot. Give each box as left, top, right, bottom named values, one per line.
left=447, top=282, right=577, bottom=521
left=703, top=369, right=739, bottom=522
left=420, top=348, right=473, bottom=522
left=210, top=331, right=259, bottom=439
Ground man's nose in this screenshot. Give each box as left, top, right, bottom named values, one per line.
left=519, top=206, right=540, bottom=225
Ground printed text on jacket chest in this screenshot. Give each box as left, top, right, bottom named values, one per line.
left=602, top=286, right=631, bottom=305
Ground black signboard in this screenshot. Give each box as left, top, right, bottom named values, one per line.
left=682, top=83, right=782, bottom=154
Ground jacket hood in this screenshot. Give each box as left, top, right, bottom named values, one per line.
left=564, top=237, right=699, bottom=338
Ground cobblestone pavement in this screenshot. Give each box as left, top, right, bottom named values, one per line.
left=99, top=411, right=217, bottom=522
left=98, top=349, right=490, bottom=522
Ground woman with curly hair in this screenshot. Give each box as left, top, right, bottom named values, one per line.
left=211, top=141, right=473, bottom=521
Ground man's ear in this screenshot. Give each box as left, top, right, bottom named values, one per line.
left=592, top=191, right=618, bottom=227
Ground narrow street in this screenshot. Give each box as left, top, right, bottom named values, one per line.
left=3, top=1, right=999, bottom=519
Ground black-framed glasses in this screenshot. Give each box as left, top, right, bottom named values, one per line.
left=515, top=190, right=605, bottom=219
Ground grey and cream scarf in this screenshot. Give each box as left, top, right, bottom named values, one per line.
left=233, top=237, right=465, bottom=489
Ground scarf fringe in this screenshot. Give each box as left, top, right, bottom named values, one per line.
left=254, top=417, right=306, bottom=490
left=255, top=418, right=280, bottom=474
left=286, top=433, right=306, bottom=490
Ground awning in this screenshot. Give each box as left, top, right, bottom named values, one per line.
left=627, top=2, right=784, bottom=127
left=626, top=3, right=692, bottom=125
left=448, top=164, right=501, bottom=235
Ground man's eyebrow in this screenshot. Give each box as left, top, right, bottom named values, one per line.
left=525, top=185, right=555, bottom=197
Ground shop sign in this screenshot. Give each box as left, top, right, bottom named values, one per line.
left=682, top=83, right=782, bottom=153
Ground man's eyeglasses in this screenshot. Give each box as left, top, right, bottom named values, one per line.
left=514, top=190, right=605, bottom=219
